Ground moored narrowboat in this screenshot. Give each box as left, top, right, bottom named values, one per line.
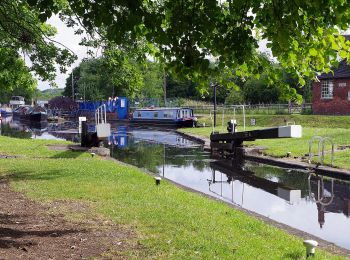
left=131, top=107, right=197, bottom=127
left=13, top=105, right=48, bottom=122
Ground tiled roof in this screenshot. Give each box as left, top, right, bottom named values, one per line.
left=317, top=60, right=350, bottom=80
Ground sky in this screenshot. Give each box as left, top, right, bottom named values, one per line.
left=37, top=15, right=87, bottom=90
left=37, top=15, right=272, bottom=91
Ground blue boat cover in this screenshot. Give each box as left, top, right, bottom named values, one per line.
left=78, top=97, right=128, bottom=119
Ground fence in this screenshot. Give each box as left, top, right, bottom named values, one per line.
left=184, top=103, right=312, bottom=115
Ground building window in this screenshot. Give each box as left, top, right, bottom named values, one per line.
left=321, top=80, right=333, bottom=99
left=348, top=91, right=350, bottom=101
left=339, top=82, right=347, bottom=87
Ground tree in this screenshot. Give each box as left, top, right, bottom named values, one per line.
left=64, top=55, right=146, bottom=101
left=0, top=0, right=76, bottom=85
left=0, top=48, right=37, bottom=104
left=63, top=65, right=80, bottom=99
left=26, top=0, right=350, bottom=87
left=139, top=61, right=164, bottom=101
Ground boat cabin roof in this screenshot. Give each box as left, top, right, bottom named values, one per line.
left=10, top=96, right=25, bottom=101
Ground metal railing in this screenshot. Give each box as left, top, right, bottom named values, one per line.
left=95, top=104, right=107, bottom=125
left=308, top=136, right=335, bottom=166
left=129, top=103, right=313, bottom=115
left=184, top=103, right=312, bottom=115
left=210, top=105, right=246, bottom=134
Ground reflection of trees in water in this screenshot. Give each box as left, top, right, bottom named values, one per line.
left=48, top=132, right=80, bottom=142
left=0, top=122, right=32, bottom=139
left=112, top=140, right=164, bottom=173
left=246, top=163, right=310, bottom=196
left=165, top=147, right=209, bottom=172
left=111, top=139, right=209, bottom=173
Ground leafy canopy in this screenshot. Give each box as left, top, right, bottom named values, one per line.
left=0, top=0, right=76, bottom=85
left=27, top=0, right=350, bottom=86
left=0, top=48, right=37, bottom=104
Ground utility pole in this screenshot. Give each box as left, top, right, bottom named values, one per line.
left=163, top=68, right=167, bottom=107
left=212, top=82, right=217, bottom=127
left=71, top=69, right=74, bottom=101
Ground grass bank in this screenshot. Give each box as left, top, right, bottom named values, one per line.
left=0, top=136, right=345, bottom=259
left=181, top=114, right=350, bottom=170
left=196, top=114, right=350, bottom=129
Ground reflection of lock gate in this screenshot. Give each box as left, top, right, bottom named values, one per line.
left=207, top=160, right=301, bottom=204
left=308, top=174, right=334, bottom=206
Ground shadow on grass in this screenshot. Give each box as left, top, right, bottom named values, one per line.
left=50, top=150, right=86, bottom=159
left=283, top=251, right=304, bottom=259
left=0, top=227, right=86, bottom=249
left=7, top=169, right=70, bottom=182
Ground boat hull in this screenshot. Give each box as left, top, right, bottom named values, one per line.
left=29, top=113, right=48, bottom=122
left=130, top=118, right=195, bottom=127
left=13, top=112, right=47, bottom=122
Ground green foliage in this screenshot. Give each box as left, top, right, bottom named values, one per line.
left=64, top=55, right=166, bottom=101
left=35, top=88, right=63, bottom=101
left=225, top=88, right=245, bottom=105
left=103, top=47, right=144, bottom=99
left=225, top=56, right=303, bottom=105
left=0, top=0, right=76, bottom=85
left=0, top=48, right=37, bottom=104
left=25, top=0, right=350, bottom=89
left=63, top=65, right=80, bottom=98
left=139, top=62, right=164, bottom=101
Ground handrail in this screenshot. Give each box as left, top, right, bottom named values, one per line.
left=321, top=137, right=335, bottom=166
left=308, top=136, right=323, bottom=164
left=308, top=136, right=335, bottom=166
left=219, top=105, right=246, bottom=133
left=95, top=104, right=107, bottom=125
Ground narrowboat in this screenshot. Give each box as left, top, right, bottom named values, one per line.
left=13, top=106, right=48, bottom=122
left=131, top=107, right=197, bottom=127
left=27, top=106, right=48, bottom=121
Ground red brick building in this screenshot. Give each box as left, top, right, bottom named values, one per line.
left=312, top=60, right=350, bottom=115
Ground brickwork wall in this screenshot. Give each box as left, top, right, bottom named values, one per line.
left=312, top=79, right=350, bottom=115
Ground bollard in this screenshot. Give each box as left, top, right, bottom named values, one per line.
left=155, top=177, right=161, bottom=185
left=303, top=240, right=318, bottom=257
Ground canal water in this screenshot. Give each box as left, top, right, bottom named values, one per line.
left=1, top=117, right=350, bottom=250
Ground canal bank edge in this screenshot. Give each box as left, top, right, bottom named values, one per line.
left=175, top=130, right=350, bottom=181
left=46, top=140, right=350, bottom=257
left=95, top=145, right=350, bottom=257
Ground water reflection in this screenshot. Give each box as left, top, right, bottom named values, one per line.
left=1, top=118, right=350, bottom=249
left=208, top=160, right=302, bottom=204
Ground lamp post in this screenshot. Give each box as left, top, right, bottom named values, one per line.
left=211, top=82, right=217, bottom=127
left=71, top=69, right=74, bottom=101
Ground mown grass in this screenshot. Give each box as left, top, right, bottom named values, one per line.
left=181, top=114, right=350, bottom=169
left=196, top=113, right=350, bottom=129
left=0, top=136, right=344, bottom=259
